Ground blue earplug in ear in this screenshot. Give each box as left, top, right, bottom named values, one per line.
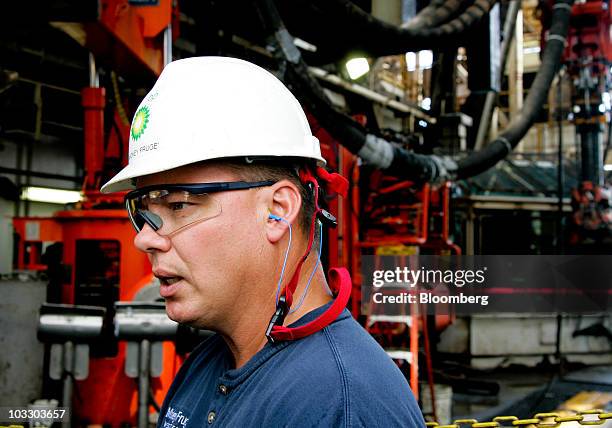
left=269, top=213, right=283, bottom=221
left=269, top=212, right=292, bottom=307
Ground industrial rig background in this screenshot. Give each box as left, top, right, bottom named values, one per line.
left=0, top=0, right=611, bottom=426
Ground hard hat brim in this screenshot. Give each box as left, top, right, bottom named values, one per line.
left=100, top=153, right=326, bottom=194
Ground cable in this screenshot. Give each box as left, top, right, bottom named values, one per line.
left=277, top=0, right=473, bottom=63
left=403, top=0, right=469, bottom=31
left=274, top=216, right=293, bottom=304
left=276, top=0, right=476, bottom=65
left=298, top=0, right=496, bottom=56
left=289, top=221, right=324, bottom=314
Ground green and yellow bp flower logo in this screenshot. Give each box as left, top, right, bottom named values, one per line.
left=131, top=105, right=150, bottom=141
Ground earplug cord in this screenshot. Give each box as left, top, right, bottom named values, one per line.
left=289, top=220, right=324, bottom=314
left=272, top=215, right=292, bottom=304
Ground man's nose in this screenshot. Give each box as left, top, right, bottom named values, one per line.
left=134, top=223, right=172, bottom=253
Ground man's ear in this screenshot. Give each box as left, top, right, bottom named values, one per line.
left=265, top=180, right=302, bottom=244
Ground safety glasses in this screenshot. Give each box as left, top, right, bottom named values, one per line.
left=125, top=180, right=275, bottom=236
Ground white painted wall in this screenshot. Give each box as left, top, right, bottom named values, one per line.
left=0, top=198, right=14, bottom=274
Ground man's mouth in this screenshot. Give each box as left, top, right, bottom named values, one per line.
left=159, top=276, right=182, bottom=286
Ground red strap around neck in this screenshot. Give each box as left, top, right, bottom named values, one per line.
left=270, top=267, right=352, bottom=341
left=266, top=166, right=351, bottom=343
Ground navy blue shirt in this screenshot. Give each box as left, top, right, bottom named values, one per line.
left=157, top=305, right=425, bottom=427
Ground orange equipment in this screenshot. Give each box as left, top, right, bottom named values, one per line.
left=12, top=1, right=185, bottom=425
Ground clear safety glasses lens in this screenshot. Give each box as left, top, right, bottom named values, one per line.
left=126, top=189, right=222, bottom=236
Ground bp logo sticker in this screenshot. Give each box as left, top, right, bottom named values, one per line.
left=131, top=106, right=150, bottom=141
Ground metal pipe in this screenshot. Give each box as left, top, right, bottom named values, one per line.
left=14, top=126, right=24, bottom=217
left=576, top=60, right=604, bottom=185
left=309, top=67, right=435, bottom=122
left=19, top=77, right=81, bottom=95
left=508, top=7, right=524, bottom=123
left=163, top=25, right=173, bottom=66
left=474, top=0, right=521, bottom=150
left=466, top=207, right=475, bottom=255
left=26, top=84, right=43, bottom=216
left=88, top=53, right=99, bottom=88
left=557, top=71, right=564, bottom=254
left=138, top=339, right=151, bottom=428
left=499, top=1, right=521, bottom=82
left=62, top=341, right=74, bottom=428
left=474, top=91, right=498, bottom=150
left=0, top=166, right=81, bottom=182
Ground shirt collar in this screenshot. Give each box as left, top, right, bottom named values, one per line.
left=219, top=303, right=351, bottom=387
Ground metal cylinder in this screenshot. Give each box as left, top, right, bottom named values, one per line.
left=579, top=124, right=604, bottom=186
left=163, top=25, right=172, bottom=66
left=62, top=341, right=74, bottom=428
left=88, top=53, right=99, bottom=88
left=138, top=339, right=151, bottom=428
left=115, top=303, right=178, bottom=340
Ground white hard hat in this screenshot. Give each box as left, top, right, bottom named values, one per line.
left=100, top=56, right=325, bottom=193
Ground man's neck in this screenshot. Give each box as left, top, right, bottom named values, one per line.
left=221, top=264, right=332, bottom=369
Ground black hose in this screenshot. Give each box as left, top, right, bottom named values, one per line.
left=257, top=0, right=573, bottom=183
left=403, top=0, right=469, bottom=31
left=303, top=0, right=497, bottom=55
left=259, top=0, right=446, bottom=182
left=453, top=0, right=573, bottom=178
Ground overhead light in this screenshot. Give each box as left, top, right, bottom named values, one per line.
left=346, top=57, right=370, bottom=80
left=419, top=50, right=433, bottom=69
left=604, top=164, right=612, bottom=172
left=406, top=52, right=417, bottom=71
left=406, top=50, right=433, bottom=72
left=421, top=97, right=431, bottom=110
left=21, top=186, right=82, bottom=204
left=523, top=46, right=541, bottom=54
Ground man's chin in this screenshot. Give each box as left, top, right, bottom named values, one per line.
left=165, top=303, right=193, bottom=325
left=165, top=303, right=208, bottom=329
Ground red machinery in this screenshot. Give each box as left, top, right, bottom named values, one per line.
left=12, top=1, right=184, bottom=425
left=542, top=0, right=612, bottom=248
left=13, top=2, right=463, bottom=422
left=310, top=113, right=457, bottom=404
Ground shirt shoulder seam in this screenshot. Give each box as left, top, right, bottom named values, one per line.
left=323, top=326, right=351, bottom=428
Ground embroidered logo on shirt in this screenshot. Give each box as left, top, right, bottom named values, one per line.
left=161, top=406, right=190, bottom=428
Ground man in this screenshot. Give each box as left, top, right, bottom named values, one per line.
left=101, top=56, right=425, bottom=427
